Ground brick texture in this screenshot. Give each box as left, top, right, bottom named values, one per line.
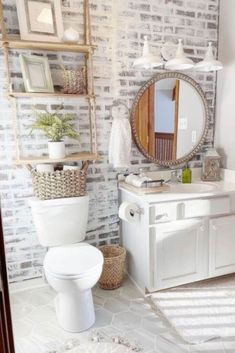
left=0, top=0, right=219, bottom=282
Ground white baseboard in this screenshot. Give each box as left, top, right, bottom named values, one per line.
left=10, top=277, right=48, bottom=293
left=126, top=272, right=146, bottom=296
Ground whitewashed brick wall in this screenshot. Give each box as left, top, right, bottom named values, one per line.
left=0, top=0, right=219, bottom=283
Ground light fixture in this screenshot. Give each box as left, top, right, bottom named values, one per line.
left=195, top=42, right=223, bottom=72
left=133, top=38, right=223, bottom=73
left=165, top=39, right=194, bottom=71
left=133, top=36, right=163, bottom=69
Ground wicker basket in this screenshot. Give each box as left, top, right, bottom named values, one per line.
left=98, top=245, right=126, bottom=290
left=30, top=162, right=88, bottom=200
left=62, top=66, right=86, bottom=94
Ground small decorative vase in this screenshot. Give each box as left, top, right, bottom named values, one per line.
left=63, top=27, right=80, bottom=43
left=48, top=141, right=66, bottom=159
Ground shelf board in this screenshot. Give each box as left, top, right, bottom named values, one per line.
left=8, top=92, right=93, bottom=99
left=14, top=153, right=101, bottom=165
left=0, top=38, right=96, bottom=53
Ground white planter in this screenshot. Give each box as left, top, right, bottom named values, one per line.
left=48, top=141, right=66, bottom=159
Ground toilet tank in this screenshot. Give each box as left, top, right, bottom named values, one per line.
left=29, top=195, right=89, bottom=247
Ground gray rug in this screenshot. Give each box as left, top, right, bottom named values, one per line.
left=150, top=275, right=235, bottom=344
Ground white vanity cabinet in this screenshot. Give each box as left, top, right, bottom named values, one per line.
left=119, top=186, right=235, bottom=293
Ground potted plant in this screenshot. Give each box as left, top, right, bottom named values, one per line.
left=31, top=105, right=79, bottom=159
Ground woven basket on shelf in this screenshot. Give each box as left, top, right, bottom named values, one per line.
left=30, top=162, right=89, bottom=200
left=98, top=245, right=126, bottom=290
left=61, top=66, right=86, bottom=94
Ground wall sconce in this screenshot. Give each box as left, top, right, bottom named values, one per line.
left=195, top=42, right=223, bottom=72
left=133, top=38, right=223, bottom=72
left=164, top=39, right=194, bottom=71
left=133, top=36, right=163, bottom=69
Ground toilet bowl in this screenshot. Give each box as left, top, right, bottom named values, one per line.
left=29, top=195, right=104, bottom=332
left=44, top=243, right=103, bottom=332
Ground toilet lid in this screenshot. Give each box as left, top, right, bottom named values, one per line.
left=44, top=243, right=103, bottom=278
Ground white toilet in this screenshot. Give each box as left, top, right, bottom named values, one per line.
left=29, top=195, right=104, bottom=332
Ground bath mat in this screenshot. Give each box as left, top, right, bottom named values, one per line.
left=150, top=275, right=235, bottom=344
left=14, top=331, right=142, bottom=353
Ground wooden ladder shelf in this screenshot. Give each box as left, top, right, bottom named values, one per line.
left=0, top=0, right=100, bottom=166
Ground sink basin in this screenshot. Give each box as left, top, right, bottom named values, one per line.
left=169, top=182, right=218, bottom=193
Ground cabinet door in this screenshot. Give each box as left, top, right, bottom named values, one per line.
left=150, top=219, right=208, bottom=291
left=209, top=215, right=235, bottom=277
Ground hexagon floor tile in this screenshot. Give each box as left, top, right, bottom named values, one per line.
left=10, top=276, right=232, bottom=353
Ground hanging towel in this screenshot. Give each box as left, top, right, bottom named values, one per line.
left=109, top=116, right=132, bottom=169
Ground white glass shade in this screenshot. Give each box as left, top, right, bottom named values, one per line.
left=165, top=39, right=194, bottom=71
left=133, top=36, right=163, bottom=69
left=195, top=42, right=223, bottom=72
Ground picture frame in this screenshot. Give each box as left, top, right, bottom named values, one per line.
left=19, top=54, right=54, bottom=93
left=16, top=0, right=64, bottom=42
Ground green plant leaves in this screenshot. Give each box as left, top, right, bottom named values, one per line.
left=31, top=107, right=80, bottom=142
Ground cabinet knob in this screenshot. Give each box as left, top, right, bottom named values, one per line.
left=155, top=213, right=168, bottom=220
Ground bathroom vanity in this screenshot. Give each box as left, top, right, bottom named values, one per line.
left=119, top=174, right=235, bottom=293
left=121, top=71, right=235, bottom=293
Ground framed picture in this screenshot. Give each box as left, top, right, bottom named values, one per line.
left=19, top=54, right=54, bottom=93
left=16, top=0, right=64, bottom=42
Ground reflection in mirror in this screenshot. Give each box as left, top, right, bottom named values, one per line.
left=134, top=76, right=206, bottom=163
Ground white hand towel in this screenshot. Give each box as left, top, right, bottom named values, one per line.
left=125, top=174, right=152, bottom=187
left=125, top=174, right=139, bottom=185
left=109, top=117, right=132, bottom=169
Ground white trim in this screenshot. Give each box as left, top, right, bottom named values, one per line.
left=10, top=277, right=47, bottom=294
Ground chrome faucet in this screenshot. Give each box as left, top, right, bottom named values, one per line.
left=165, top=169, right=182, bottom=184
left=171, top=170, right=179, bottom=183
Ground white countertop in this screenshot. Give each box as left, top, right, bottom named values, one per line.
left=143, top=181, right=235, bottom=203
left=119, top=168, right=235, bottom=204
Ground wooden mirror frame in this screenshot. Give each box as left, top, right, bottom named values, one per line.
left=130, top=72, right=210, bottom=167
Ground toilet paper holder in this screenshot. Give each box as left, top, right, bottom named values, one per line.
left=119, top=201, right=144, bottom=223
left=130, top=206, right=144, bottom=215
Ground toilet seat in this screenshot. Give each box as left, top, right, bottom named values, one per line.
left=44, top=243, right=104, bottom=280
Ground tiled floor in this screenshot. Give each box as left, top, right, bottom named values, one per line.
left=10, top=276, right=235, bottom=353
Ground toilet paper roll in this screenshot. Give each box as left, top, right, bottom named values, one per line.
left=118, top=202, right=140, bottom=223
left=63, top=165, right=80, bottom=170
left=36, top=164, right=54, bottom=172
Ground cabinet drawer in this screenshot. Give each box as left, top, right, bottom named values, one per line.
left=149, top=202, right=178, bottom=223
left=149, top=196, right=230, bottom=224
left=183, top=197, right=230, bottom=218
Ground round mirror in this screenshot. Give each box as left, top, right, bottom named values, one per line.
left=131, top=72, right=210, bottom=167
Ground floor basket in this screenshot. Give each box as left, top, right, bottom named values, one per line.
left=98, top=245, right=126, bottom=290
left=30, top=162, right=89, bottom=200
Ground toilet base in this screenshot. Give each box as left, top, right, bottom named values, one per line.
left=55, top=289, right=95, bottom=332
